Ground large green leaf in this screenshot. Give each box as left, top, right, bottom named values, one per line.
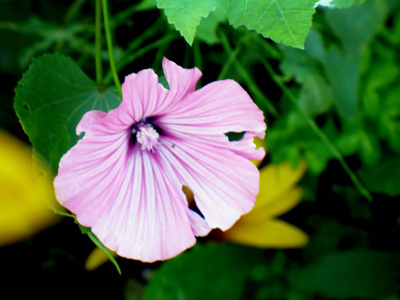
left=143, top=243, right=261, bottom=300
left=157, top=0, right=317, bottom=48
left=221, top=0, right=316, bottom=49
left=290, top=250, right=400, bottom=298
left=221, top=0, right=315, bottom=49
left=14, top=53, right=121, bottom=274
left=196, top=7, right=226, bottom=45
left=14, top=53, right=120, bottom=172
left=156, top=0, right=217, bottom=45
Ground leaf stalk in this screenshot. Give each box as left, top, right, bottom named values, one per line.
left=95, top=0, right=103, bottom=86
left=102, top=0, right=122, bottom=98
left=260, top=56, right=373, bottom=201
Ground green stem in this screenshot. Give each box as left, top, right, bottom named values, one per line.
left=102, top=0, right=122, bottom=98
left=193, top=39, right=203, bottom=71
left=260, top=56, right=373, bottom=201
left=219, top=31, right=278, bottom=117
left=183, top=43, right=190, bottom=68
left=193, top=40, right=203, bottom=86
left=251, top=35, right=282, bottom=60
left=217, top=38, right=243, bottom=81
left=152, top=37, right=170, bottom=70
left=64, top=0, right=86, bottom=25
left=95, top=0, right=103, bottom=86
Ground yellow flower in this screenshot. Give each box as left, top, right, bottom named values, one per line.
left=0, top=130, right=60, bottom=246
left=221, top=160, right=309, bottom=248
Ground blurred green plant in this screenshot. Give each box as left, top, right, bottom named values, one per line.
left=266, top=0, right=400, bottom=198
left=1, top=0, right=400, bottom=299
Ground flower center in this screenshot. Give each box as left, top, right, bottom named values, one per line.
left=135, top=124, right=160, bottom=152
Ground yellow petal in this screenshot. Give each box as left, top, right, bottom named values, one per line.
left=241, top=187, right=304, bottom=221
left=182, top=185, right=194, bottom=204
left=251, top=137, right=266, bottom=167
left=257, top=159, right=307, bottom=205
left=85, top=247, right=117, bottom=271
left=0, top=130, right=60, bottom=246
left=222, top=218, right=309, bottom=248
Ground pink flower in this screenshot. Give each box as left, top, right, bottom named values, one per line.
left=53, top=58, right=266, bottom=262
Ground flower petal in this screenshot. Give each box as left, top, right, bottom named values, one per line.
left=119, top=70, right=170, bottom=124
left=257, top=160, right=307, bottom=205
left=115, top=58, right=202, bottom=126
left=156, top=79, right=266, bottom=160
left=187, top=209, right=212, bottom=237
left=242, top=187, right=304, bottom=222
left=250, top=137, right=267, bottom=167
left=230, top=132, right=266, bottom=161
left=54, top=58, right=266, bottom=262
left=181, top=186, right=211, bottom=236
left=222, top=218, right=309, bottom=248
left=263, top=187, right=304, bottom=218
left=158, top=137, right=260, bottom=231
left=162, top=57, right=202, bottom=106
left=55, top=118, right=200, bottom=262
left=159, top=79, right=265, bottom=134
left=90, top=150, right=197, bottom=262
left=152, top=78, right=266, bottom=231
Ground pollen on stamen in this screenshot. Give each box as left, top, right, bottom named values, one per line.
left=136, top=125, right=160, bottom=152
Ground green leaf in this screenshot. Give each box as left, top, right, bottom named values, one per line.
left=335, top=120, right=381, bottom=166
left=280, top=29, right=334, bottom=116
left=14, top=53, right=122, bottom=274
left=359, top=156, right=400, bottom=196
left=290, top=250, right=400, bottom=298
left=321, top=0, right=389, bottom=117
left=156, top=0, right=316, bottom=48
left=196, top=7, right=226, bottom=45
left=362, top=62, right=399, bottom=119
left=156, top=0, right=217, bottom=45
left=77, top=222, right=121, bottom=275
left=379, top=86, right=400, bottom=153
left=222, top=0, right=316, bottom=49
left=14, top=53, right=120, bottom=172
left=143, top=243, right=261, bottom=300
left=298, top=74, right=334, bottom=115
left=267, top=111, right=337, bottom=174
left=385, top=0, right=400, bottom=11
left=324, top=0, right=388, bottom=54
left=282, top=0, right=389, bottom=117
left=324, top=47, right=360, bottom=118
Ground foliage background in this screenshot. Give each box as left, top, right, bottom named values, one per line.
left=1, top=0, right=400, bottom=299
